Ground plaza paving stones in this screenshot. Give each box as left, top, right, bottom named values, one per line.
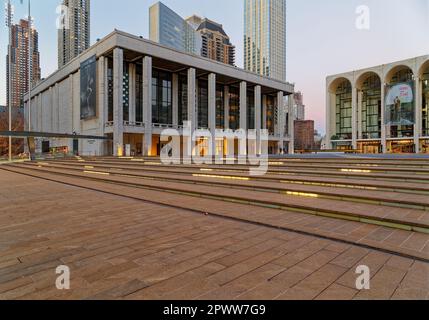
left=0, top=157, right=428, bottom=300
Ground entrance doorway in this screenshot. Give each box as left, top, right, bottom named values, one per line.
left=421, top=140, right=429, bottom=154
left=389, top=140, right=415, bottom=154
left=358, top=142, right=381, bottom=154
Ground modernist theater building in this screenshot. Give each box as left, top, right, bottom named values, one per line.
left=23, top=30, right=295, bottom=157
left=326, top=55, right=429, bottom=154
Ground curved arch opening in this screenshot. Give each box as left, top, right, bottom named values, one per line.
left=385, top=65, right=414, bottom=84
left=329, top=78, right=353, bottom=144
left=421, top=61, right=429, bottom=144
left=419, top=60, right=429, bottom=78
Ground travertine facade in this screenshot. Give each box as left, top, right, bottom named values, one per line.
left=326, top=55, right=429, bottom=154
left=25, top=30, right=295, bottom=156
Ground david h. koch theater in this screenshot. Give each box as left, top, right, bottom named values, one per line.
left=326, top=55, right=429, bottom=154
left=23, top=30, right=295, bottom=157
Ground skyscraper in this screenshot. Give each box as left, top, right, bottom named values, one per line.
left=6, top=19, right=41, bottom=108
left=244, top=0, right=286, bottom=81
left=58, top=0, right=90, bottom=68
left=187, top=15, right=236, bottom=66
left=149, top=2, right=201, bottom=55
left=293, top=91, right=305, bottom=120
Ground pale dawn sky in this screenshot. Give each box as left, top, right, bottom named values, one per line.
left=1, top=0, right=428, bottom=134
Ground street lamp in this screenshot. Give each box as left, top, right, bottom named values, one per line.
left=23, top=0, right=32, bottom=134
left=5, top=0, right=13, bottom=162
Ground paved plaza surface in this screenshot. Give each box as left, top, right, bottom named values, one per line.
left=0, top=157, right=428, bottom=300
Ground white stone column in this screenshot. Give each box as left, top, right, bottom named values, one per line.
left=187, top=68, right=196, bottom=133
left=27, top=96, right=31, bottom=132
left=113, top=48, right=124, bottom=156
left=38, top=93, right=42, bottom=132
left=254, top=86, right=262, bottom=131
left=381, top=84, right=387, bottom=153
left=97, top=56, right=107, bottom=155
left=352, top=85, right=358, bottom=150
left=24, top=99, right=28, bottom=133
left=172, top=73, right=179, bottom=128
left=358, top=90, right=363, bottom=140
left=415, top=77, right=422, bottom=153
left=325, top=90, right=331, bottom=149
left=143, top=56, right=153, bottom=156
left=68, top=75, right=73, bottom=134
left=129, top=63, right=136, bottom=124
left=287, top=93, right=295, bottom=154
left=98, top=56, right=106, bottom=134
left=55, top=83, right=60, bottom=132
left=73, top=71, right=81, bottom=133
left=224, top=85, right=230, bottom=130
left=276, top=91, right=283, bottom=153
left=103, top=57, right=109, bottom=126
left=254, top=85, right=262, bottom=154
left=239, top=81, right=247, bottom=130
left=195, top=80, right=200, bottom=128
left=31, top=96, right=35, bottom=131
left=23, top=97, right=27, bottom=132
left=208, top=73, right=216, bottom=156
left=262, top=95, right=267, bottom=130
left=52, top=85, right=59, bottom=133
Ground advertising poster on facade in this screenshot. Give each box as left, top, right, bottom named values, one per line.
left=80, top=55, right=97, bottom=120
left=385, top=82, right=415, bottom=126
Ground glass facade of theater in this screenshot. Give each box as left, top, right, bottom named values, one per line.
left=135, top=65, right=143, bottom=123
left=423, top=70, right=429, bottom=137
left=361, top=75, right=381, bottom=139
left=198, top=80, right=208, bottom=129
left=152, top=70, right=173, bottom=125
left=107, top=61, right=175, bottom=126
left=178, top=75, right=188, bottom=126
left=266, top=96, right=275, bottom=135
left=229, top=87, right=240, bottom=130
left=335, top=80, right=352, bottom=141
left=216, top=85, right=225, bottom=129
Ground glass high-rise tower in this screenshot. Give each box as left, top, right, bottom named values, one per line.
left=58, top=0, right=91, bottom=68
left=149, top=2, right=201, bottom=55
left=244, top=0, right=286, bottom=81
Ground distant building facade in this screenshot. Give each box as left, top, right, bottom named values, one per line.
left=292, top=91, right=305, bottom=120
left=149, top=2, right=201, bottom=55
left=244, top=0, right=286, bottom=81
left=7, top=19, right=41, bottom=108
left=186, top=15, right=235, bottom=66
left=294, top=120, right=315, bottom=151
left=314, top=130, right=323, bottom=150
left=58, top=0, right=91, bottom=67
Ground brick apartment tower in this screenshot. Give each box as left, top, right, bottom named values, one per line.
left=294, top=120, right=315, bottom=151
left=6, top=19, right=41, bottom=108
left=187, top=15, right=236, bottom=66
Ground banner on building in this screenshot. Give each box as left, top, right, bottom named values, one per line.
left=80, top=55, right=97, bottom=120
left=385, top=82, right=415, bottom=126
